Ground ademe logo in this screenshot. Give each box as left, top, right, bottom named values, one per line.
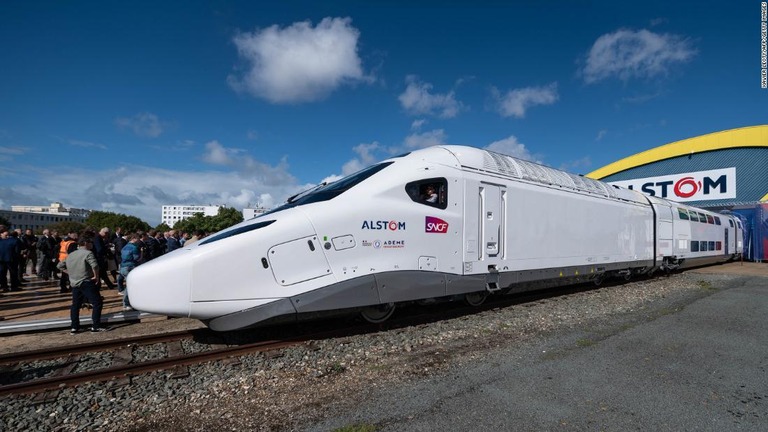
left=608, top=168, right=736, bottom=202
left=425, top=216, right=449, bottom=233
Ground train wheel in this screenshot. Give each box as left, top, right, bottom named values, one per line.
left=464, top=292, right=488, bottom=307
left=593, top=274, right=605, bottom=286
left=360, top=303, right=396, bottom=324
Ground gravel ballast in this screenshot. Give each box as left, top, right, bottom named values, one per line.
left=0, top=272, right=763, bottom=431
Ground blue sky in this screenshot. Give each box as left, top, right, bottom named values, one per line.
left=1, top=1, right=766, bottom=225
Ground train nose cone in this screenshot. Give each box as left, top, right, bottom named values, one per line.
left=126, top=252, right=192, bottom=317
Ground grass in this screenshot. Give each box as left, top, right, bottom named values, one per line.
left=328, top=362, right=347, bottom=374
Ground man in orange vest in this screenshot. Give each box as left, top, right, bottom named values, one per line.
left=58, top=231, right=78, bottom=294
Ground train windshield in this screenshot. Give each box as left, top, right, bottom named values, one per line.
left=199, top=220, right=276, bottom=246
left=265, top=161, right=394, bottom=215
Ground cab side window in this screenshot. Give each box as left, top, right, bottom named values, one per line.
left=405, top=178, right=448, bottom=209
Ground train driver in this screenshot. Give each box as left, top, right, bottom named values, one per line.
left=423, top=184, right=438, bottom=204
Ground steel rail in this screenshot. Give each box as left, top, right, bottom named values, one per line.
left=0, top=337, right=305, bottom=397
left=0, top=329, right=203, bottom=364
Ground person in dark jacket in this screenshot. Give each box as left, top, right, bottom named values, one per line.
left=113, top=232, right=127, bottom=274
left=36, top=229, right=56, bottom=280
left=0, top=226, right=22, bottom=292
left=10, top=230, right=27, bottom=285
left=22, top=229, right=37, bottom=279
left=140, top=231, right=158, bottom=263
left=92, top=227, right=115, bottom=289
left=165, top=230, right=181, bottom=252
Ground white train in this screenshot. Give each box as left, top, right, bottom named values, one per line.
left=127, top=146, right=744, bottom=331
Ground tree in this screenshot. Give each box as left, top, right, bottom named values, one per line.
left=85, top=210, right=151, bottom=233
left=212, top=206, right=244, bottom=232
left=47, top=221, right=86, bottom=235
left=173, top=206, right=243, bottom=234
left=155, top=222, right=172, bottom=232
left=0, top=214, right=10, bottom=227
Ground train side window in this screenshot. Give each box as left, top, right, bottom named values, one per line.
left=737, top=220, right=742, bottom=229
left=708, top=241, right=715, bottom=250
left=714, top=216, right=721, bottom=225
left=688, top=212, right=699, bottom=222
left=716, top=241, right=722, bottom=250
left=405, top=178, right=448, bottom=210
left=697, top=212, right=707, bottom=223
left=700, top=241, right=708, bottom=251
left=677, top=208, right=689, bottom=220
left=691, top=241, right=699, bottom=252
left=729, top=219, right=734, bottom=227
left=706, top=215, right=714, bottom=224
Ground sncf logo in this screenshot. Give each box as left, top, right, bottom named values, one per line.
left=425, top=216, right=449, bottom=233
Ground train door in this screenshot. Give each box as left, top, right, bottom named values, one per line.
left=656, top=203, right=673, bottom=257
left=479, top=183, right=505, bottom=259
left=725, top=217, right=737, bottom=256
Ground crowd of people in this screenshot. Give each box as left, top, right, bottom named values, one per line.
left=0, top=224, right=206, bottom=333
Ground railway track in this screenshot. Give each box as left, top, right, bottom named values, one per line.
left=0, top=329, right=314, bottom=399
left=0, top=277, right=616, bottom=400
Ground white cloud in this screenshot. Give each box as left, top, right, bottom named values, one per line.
left=67, top=139, right=108, bottom=150
left=403, top=129, right=448, bottom=150
left=0, top=146, right=25, bottom=156
left=200, top=141, right=296, bottom=187
left=596, top=129, right=607, bottom=141
left=493, top=83, right=558, bottom=118
left=398, top=76, right=462, bottom=118
left=228, top=17, right=370, bottom=103
left=582, top=29, right=696, bottom=84
left=484, top=136, right=541, bottom=163
left=410, top=119, right=427, bottom=130
left=115, top=112, right=167, bottom=138
left=0, top=138, right=315, bottom=225
left=202, top=140, right=235, bottom=165
left=1, top=156, right=303, bottom=226
left=341, top=142, right=380, bottom=175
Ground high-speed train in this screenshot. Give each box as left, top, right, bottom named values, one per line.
left=127, top=145, right=744, bottom=331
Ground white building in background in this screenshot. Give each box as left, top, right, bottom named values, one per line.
left=161, top=204, right=272, bottom=228
left=2, top=202, right=90, bottom=232
left=242, top=206, right=269, bottom=220
left=161, top=204, right=222, bottom=228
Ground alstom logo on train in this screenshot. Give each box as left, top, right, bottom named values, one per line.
left=361, top=220, right=406, bottom=230
left=608, top=168, right=736, bottom=202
